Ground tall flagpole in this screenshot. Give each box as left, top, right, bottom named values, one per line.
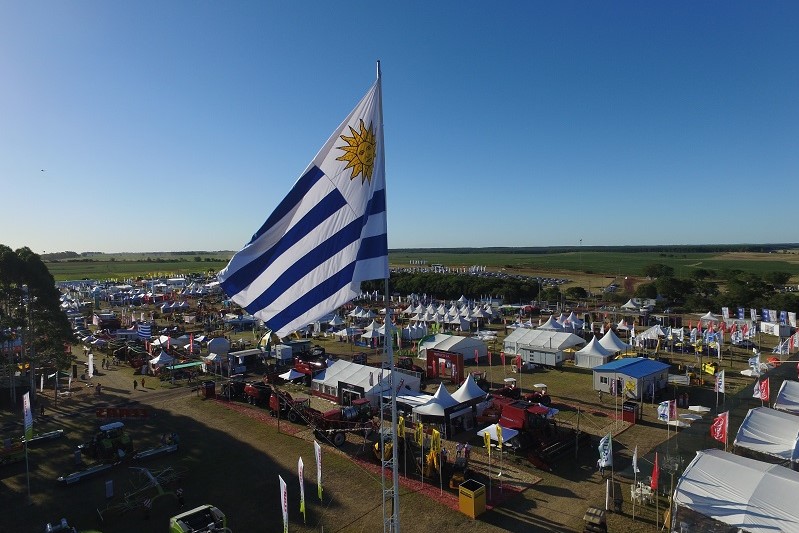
left=377, top=60, right=401, bottom=533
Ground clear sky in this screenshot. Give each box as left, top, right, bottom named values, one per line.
left=2, top=2, right=797, bottom=254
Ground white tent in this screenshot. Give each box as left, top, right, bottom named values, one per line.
left=417, top=334, right=487, bottom=362
left=775, top=380, right=799, bottom=414
left=673, top=449, right=799, bottom=533
left=451, top=373, right=488, bottom=404
left=311, top=359, right=420, bottom=406
left=699, top=311, right=721, bottom=323
left=328, top=315, right=345, bottom=327
left=413, top=383, right=460, bottom=417
left=636, top=324, right=667, bottom=341
left=150, top=350, right=175, bottom=366
left=734, top=407, right=799, bottom=466
left=476, top=423, right=519, bottom=443
left=207, top=337, right=231, bottom=356
left=574, top=337, right=612, bottom=369
left=538, top=316, right=565, bottom=331
left=597, top=329, right=630, bottom=354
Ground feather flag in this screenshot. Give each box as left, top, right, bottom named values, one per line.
left=714, top=370, right=725, bottom=393
left=710, top=411, right=729, bottom=443
left=483, top=429, right=491, bottom=457
left=279, top=475, right=288, bottom=533
left=497, top=424, right=504, bottom=451
left=298, top=457, right=306, bottom=522
left=632, top=445, right=640, bottom=474
left=657, top=401, right=670, bottom=422
left=218, top=75, right=388, bottom=338
left=650, top=452, right=659, bottom=490
left=314, top=440, right=322, bottom=501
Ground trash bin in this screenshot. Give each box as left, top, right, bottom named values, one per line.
left=583, top=506, right=607, bottom=532
left=622, top=401, right=639, bottom=424
left=202, top=380, right=216, bottom=399
left=458, top=479, right=486, bottom=519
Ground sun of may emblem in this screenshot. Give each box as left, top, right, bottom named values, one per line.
left=336, top=118, right=376, bottom=183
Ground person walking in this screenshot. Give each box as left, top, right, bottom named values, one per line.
left=141, top=377, right=146, bottom=389
left=176, top=487, right=185, bottom=507
left=133, top=379, right=138, bottom=391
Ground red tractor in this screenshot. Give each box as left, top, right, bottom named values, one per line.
left=268, top=390, right=310, bottom=423
left=303, top=398, right=376, bottom=448
left=243, top=382, right=273, bottom=406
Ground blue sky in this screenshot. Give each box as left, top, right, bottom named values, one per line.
left=2, top=2, right=797, bottom=253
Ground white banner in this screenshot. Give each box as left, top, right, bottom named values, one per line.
left=23, top=391, right=33, bottom=441
left=279, top=475, right=288, bottom=533
left=298, top=457, right=306, bottom=521
left=314, top=440, right=322, bottom=501
left=88, top=352, right=94, bottom=378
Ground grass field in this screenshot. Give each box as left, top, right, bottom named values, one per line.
left=44, top=249, right=799, bottom=282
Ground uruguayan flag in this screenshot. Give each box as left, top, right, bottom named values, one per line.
left=219, top=77, right=388, bottom=338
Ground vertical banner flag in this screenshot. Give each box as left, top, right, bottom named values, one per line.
left=397, top=415, right=405, bottom=438
left=760, top=378, right=770, bottom=402
left=710, top=411, right=729, bottom=443
left=217, top=76, right=388, bottom=338
left=298, top=457, right=306, bottom=522
left=657, top=401, right=670, bottom=422
left=314, top=440, right=322, bottom=501
left=632, top=445, right=640, bottom=474
left=483, top=429, right=491, bottom=457
left=279, top=475, right=288, bottom=533
left=669, top=399, right=677, bottom=421
left=598, top=433, right=613, bottom=468
left=88, top=352, right=94, bottom=379
left=416, top=422, right=424, bottom=447
left=715, top=370, right=725, bottom=393
left=23, top=391, right=33, bottom=441
left=500, top=351, right=505, bottom=366
left=738, top=307, right=745, bottom=320
left=497, top=425, right=504, bottom=451
left=651, top=452, right=660, bottom=491
left=474, top=348, right=479, bottom=365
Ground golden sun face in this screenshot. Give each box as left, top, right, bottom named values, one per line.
left=336, top=118, right=376, bottom=184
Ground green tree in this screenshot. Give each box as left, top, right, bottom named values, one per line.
left=643, top=263, right=674, bottom=278
left=0, top=245, right=74, bottom=402
left=564, top=286, right=588, bottom=300
left=634, top=282, right=658, bottom=299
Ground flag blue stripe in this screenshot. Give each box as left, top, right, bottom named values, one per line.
left=356, top=234, right=388, bottom=262
left=266, top=262, right=357, bottom=335
left=244, top=215, right=366, bottom=314
left=249, top=166, right=326, bottom=244
left=220, top=186, right=348, bottom=296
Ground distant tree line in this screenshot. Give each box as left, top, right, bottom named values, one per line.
left=394, top=244, right=797, bottom=255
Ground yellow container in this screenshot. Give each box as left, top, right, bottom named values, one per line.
left=459, top=479, right=486, bottom=519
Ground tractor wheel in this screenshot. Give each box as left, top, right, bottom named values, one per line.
left=332, top=432, right=346, bottom=448
left=288, top=410, right=299, bottom=424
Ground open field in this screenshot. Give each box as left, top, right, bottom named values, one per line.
left=44, top=248, right=799, bottom=282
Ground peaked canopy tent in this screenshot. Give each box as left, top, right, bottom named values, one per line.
left=574, top=337, right=612, bottom=369
left=672, top=449, right=799, bottom=533
left=699, top=311, right=721, bottom=323
left=597, top=329, right=631, bottom=354
left=774, top=380, right=799, bottom=414
left=413, top=382, right=475, bottom=436
left=150, top=350, right=175, bottom=367
left=537, top=316, right=565, bottom=331
left=733, top=407, right=799, bottom=468
left=451, top=373, right=488, bottom=405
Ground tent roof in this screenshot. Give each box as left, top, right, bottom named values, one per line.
left=413, top=383, right=460, bottom=416
left=418, top=334, right=486, bottom=354
left=593, top=357, right=670, bottom=378
left=674, top=449, right=799, bottom=533
left=451, top=373, right=488, bottom=403
left=476, top=424, right=519, bottom=443
left=150, top=351, right=175, bottom=365
left=576, top=337, right=611, bottom=357
left=637, top=324, right=667, bottom=340
left=597, top=329, right=630, bottom=353
left=538, top=316, right=565, bottom=331
left=733, top=407, right=799, bottom=463
left=775, top=380, right=799, bottom=414
left=504, top=328, right=584, bottom=351
left=700, top=311, right=721, bottom=322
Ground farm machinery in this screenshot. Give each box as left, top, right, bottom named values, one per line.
left=77, top=421, right=134, bottom=462
left=270, top=390, right=376, bottom=447
left=478, top=395, right=588, bottom=471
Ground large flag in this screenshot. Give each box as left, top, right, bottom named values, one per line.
left=137, top=323, right=151, bottom=340
left=710, top=411, right=729, bottom=443
left=714, top=370, right=725, bottom=393
left=632, top=445, right=640, bottom=474
left=598, top=433, right=613, bottom=468
left=218, top=76, right=388, bottom=338
left=23, top=391, right=33, bottom=441
left=314, top=440, right=322, bottom=501
left=279, top=475, right=288, bottom=533
left=650, top=452, right=659, bottom=491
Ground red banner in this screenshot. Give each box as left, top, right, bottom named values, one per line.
left=650, top=452, right=659, bottom=491
left=710, top=411, right=729, bottom=443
